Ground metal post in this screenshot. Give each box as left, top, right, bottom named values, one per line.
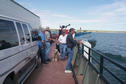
left=82, top=44, right=84, bottom=55
left=88, top=48, right=91, bottom=62
left=100, top=56, right=104, bottom=75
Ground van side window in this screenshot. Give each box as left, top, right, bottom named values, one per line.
left=31, top=30, right=41, bottom=41
left=16, top=22, right=25, bottom=45
left=28, top=24, right=32, bottom=31
left=0, top=19, right=19, bottom=50
left=28, top=24, right=37, bottom=42
left=22, top=24, right=30, bottom=43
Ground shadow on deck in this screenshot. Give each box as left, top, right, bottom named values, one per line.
left=24, top=43, right=75, bottom=84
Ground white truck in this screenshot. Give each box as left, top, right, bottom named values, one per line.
left=0, top=0, right=41, bottom=84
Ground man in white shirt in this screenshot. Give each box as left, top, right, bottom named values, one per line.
left=58, top=29, right=67, bottom=60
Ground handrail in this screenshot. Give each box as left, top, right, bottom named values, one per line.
left=81, top=43, right=126, bottom=84
left=90, top=55, right=124, bottom=83
left=83, top=44, right=126, bottom=71
left=103, top=66, right=124, bottom=84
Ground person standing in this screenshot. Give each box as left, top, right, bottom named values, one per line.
left=65, top=28, right=81, bottom=73
left=45, top=27, right=51, bottom=62
left=59, top=25, right=65, bottom=37
left=38, top=28, right=47, bottom=64
left=58, top=29, right=67, bottom=60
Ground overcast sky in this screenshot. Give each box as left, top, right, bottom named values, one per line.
left=15, top=0, right=126, bottom=31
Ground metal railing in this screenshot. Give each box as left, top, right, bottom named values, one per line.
left=83, top=44, right=126, bottom=84
left=72, top=43, right=126, bottom=84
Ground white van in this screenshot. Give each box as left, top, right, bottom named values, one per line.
left=0, top=15, right=39, bottom=84
left=0, top=0, right=41, bottom=84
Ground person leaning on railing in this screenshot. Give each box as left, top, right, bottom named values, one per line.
left=65, top=28, right=82, bottom=73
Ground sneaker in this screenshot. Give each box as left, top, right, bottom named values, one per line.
left=43, top=62, right=48, bottom=64
left=60, top=58, right=65, bottom=60
left=65, top=70, right=72, bottom=73
left=47, top=59, right=51, bottom=62
left=42, top=62, right=48, bottom=64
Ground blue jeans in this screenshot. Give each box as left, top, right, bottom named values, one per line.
left=66, top=48, right=74, bottom=70
left=45, top=42, right=50, bottom=60
left=40, top=47, right=46, bottom=63
left=59, top=44, right=66, bottom=59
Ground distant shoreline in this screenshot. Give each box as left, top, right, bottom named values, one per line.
left=79, top=30, right=126, bottom=33
left=50, top=29, right=126, bottom=33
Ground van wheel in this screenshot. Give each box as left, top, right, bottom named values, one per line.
left=3, top=76, right=16, bottom=84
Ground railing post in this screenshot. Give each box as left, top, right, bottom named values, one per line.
left=100, top=56, right=104, bottom=75
left=82, top=44, right=84, bottom=55
left=88, top=48, right=90, bottom=62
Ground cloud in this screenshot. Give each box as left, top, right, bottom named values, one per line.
left=36, top=0, right=126, bottom=30
left=31, top=9, right=101, bottom=29
left=17, top=0, right=126, bottom=30
left=64, top=19, right=101, bottom=23
left=52, top=14, right=73, bottom=19
left=115, top=7, right=126, bottom=12
left=83, top=0, right=126, bottom=30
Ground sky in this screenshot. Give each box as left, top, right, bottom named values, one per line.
left=15, top=0, right=126, bottom=31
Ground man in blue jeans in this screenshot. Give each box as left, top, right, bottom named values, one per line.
left=58, top=29, right=67, bottom=60
left=65, top=28, right=81, bottom=73
left=38, top=28, right=47, bottom=64
left=45, top=27, right=51, bottom=62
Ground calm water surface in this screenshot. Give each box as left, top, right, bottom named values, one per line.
left=76, top=32, right=126, bottom=83
left=77, top=32, right=126, bottom=57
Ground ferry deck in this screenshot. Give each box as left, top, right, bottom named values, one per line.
left=24, top=41, right=126, bottom=84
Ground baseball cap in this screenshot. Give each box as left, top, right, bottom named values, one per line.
left=69, top=28, right=75, bottom=32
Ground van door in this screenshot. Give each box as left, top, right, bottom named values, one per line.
left=0, top=19, right=21, bottom=83
left=0, top=18, right=20, bottom=60
left=21, top=23, right=32, bottom=60
left=28, top=24, right=38, bottom=57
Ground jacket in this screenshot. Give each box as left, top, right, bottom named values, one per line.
left=66, top=33, right=77, bottom=49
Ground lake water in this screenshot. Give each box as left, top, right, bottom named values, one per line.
left=77, top=32, right=126, bottom=59
left=76, top=32, right=126, bottom=83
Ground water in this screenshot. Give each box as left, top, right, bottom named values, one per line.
left=77, top=32, right=126, bottom=60
left=76, top=32, right=126, bottom=83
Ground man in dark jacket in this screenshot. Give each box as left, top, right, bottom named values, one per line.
left=65, top=28, right=79, bottom=73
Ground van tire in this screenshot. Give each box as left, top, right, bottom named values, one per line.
left=3, top=76, right=16, bottom=84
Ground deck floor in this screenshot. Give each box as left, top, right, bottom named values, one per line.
left=24, top=43, right=75, bottom=84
